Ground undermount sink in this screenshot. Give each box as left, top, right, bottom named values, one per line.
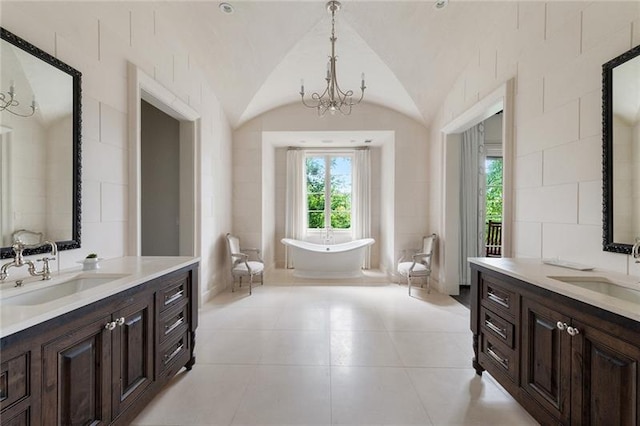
left=548, top=276, right=640, bottom=304
left=1, top=274, right=129, bottom=306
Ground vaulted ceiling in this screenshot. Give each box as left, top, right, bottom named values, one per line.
left=166, top=1, right=515, bottom=128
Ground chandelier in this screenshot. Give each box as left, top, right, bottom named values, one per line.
left=300, top=1, right=366, bottom=116
left=0, top=81, right=37, bottom=117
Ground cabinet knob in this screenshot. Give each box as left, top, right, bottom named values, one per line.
left=556, top=321, right=567, bottom=331
left=116, top=317, right=125, bottom=326
left=104, top=321, right=116, bottom=331
left=567, top=326, right=580, bottom=336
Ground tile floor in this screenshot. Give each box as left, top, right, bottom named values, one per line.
left=132, top=270, right=537, bottom=425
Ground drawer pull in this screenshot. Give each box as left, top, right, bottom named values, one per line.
left=104, top=321, right=116, bottom=331
left=487, top=345, right=509, bottom=369
left=116, top=317, right=125, bottom=327
left=165, top=315, right=185, bottom=335
left=487, top=290, right=509, bottom=308
left=567, top=326, right=580, bottom=337
left=164, top=343, right=184, bottom=365
left=485, top=319, right=507, bottom=339
left=165, top=289, right=184, bottom=306
left=556, top=321, right=567, bottom=331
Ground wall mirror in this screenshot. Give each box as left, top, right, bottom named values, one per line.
left=603, top=43, right=640, bottom=254
left=0, top=27, right=81, bottom=259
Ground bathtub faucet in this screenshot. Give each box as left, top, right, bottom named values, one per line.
left=323, top=227, right=335, bottom=245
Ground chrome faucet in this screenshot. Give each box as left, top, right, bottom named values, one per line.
left=632, top=237, right=640, bottom=263
left=0, top=240, right=58, bottom=282
left=323, top=226, right=334, bottom=245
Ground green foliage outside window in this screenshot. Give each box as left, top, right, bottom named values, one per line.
left=306, top=156, right=352, bottom=229
left=486, top=157, right=503, bottom=223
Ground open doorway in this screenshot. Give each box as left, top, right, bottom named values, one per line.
left=141, top=100, right=180, bottom=255
left=440, top=79, right=514, bottom=297
left=128, top=64, right=200, bottom=258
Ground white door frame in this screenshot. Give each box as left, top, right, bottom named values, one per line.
left=440, top=79, right=514, bottom=295
left=127, top=64, right=201, bottom=257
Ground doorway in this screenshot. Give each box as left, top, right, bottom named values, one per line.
left=440, top=80, right=514, bottom=295
left=128, top=64, right=200, bottom=257
left=141, top=101, right=180, bottom=255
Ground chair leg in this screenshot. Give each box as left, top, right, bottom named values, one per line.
left=408, top=276, right=412, bottom=295
left=239, top=276, right=242, bottom=287
left=260, top=272, right=264, bottom=286
left=231, top=276, right=235, bottom=292
left=249, top=274, right=253, bottom=295
left=426, top=276, right=431, bottom=294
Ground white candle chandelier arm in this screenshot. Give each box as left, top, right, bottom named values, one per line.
left=299, top=0, right=366, bottom=116
left=0, top=82, right=38, bottom=117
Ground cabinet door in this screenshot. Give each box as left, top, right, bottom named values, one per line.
left=111, top=297, right=154, bottom=417
left=571, top=320, right=640, bottom=426
left=521, top=297, right=572, bottom=423
left=42, top=316, right=112, bottom=426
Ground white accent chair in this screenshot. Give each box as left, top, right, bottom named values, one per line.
left=397, top=234, right=437, bottom=295
left=225, top=233, right=264, bottom=295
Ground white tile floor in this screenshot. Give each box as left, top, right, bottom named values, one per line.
left=132, top=269, right=538, bottom=426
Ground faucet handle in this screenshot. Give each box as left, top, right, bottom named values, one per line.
left=36, top=257, right=55, bottom=280
left=12, top=240, right=26, bottom=253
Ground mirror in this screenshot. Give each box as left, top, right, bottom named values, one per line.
left=603, top=43, right=640, bottom=254
left=0, top=27, right=81, bottom=259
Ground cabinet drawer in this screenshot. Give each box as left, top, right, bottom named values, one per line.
left=0, top=352, right=29, bottom=411
left=480, top=307, right=515, bottom=349
left=159, top=301, right=189, bottom=345
left=481, top=275, right=518, bottom=319
left=479, top=333, right=517, bottom=382
left=1, top=406, right=30, bottom=426
left=159, top=332, right=189, bottom=372
left=158, top=275, right=189, bottom=313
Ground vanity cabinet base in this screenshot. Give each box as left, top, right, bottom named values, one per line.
left=471, top=264, right=640, bottom=426
left=0, top=263, right=198, bottom=425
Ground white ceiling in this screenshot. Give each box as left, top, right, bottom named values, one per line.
left=166, top=0, right=513, bottom=129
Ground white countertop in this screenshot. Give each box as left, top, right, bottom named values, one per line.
left=0, top=256, right=200, bottom=339
left=469, top=257, right=640, bottom=323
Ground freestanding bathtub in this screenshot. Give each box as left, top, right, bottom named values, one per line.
left=281, top=238, right=375, bottom=279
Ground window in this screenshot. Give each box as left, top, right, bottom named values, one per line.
left=306, top=155, right=352, bottom=229
left=485, top=156, right=503, bottom=223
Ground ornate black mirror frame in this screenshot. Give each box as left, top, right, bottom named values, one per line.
left=0, top=27, right=82, bottom=259
left=602, top=43, right=640, bottom=254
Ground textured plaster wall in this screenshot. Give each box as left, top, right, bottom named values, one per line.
left=429, top=2, right=640, bottom=279
left=1, top=2, right=233, bottom=296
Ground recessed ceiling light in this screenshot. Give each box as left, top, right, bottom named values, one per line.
left=364, top=139, right=372, bottom=144
left=433, top=0, right=448, bottom=10
left=321, top=140, right=333, bottom=144
left=219, top=2, right=234, bottom=14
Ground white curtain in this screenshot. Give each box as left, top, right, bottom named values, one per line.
left=459, top=123, right=486, bottom=285
left=285, top=148, right=306, bottom=268
left=353, top=148, right=371, bottom=269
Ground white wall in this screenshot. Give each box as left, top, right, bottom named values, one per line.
left=429, top=2, right=640, bottom=280
left=1, top=2, right=233, bottom=296
left=233, top=102, right=429, bottom=276
left=261, top=143, right=276, bottom=269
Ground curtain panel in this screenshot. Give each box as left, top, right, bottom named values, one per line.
left=353, top=148, right=371, bottom=269
left=285, top=148, right=306, bottom=268
left=459, top=123, right=486, bottom=285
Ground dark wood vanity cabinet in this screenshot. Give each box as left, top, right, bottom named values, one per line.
left=471, top=264, right=640, bottom=426
left=0, top=263, right=198, bottom=425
